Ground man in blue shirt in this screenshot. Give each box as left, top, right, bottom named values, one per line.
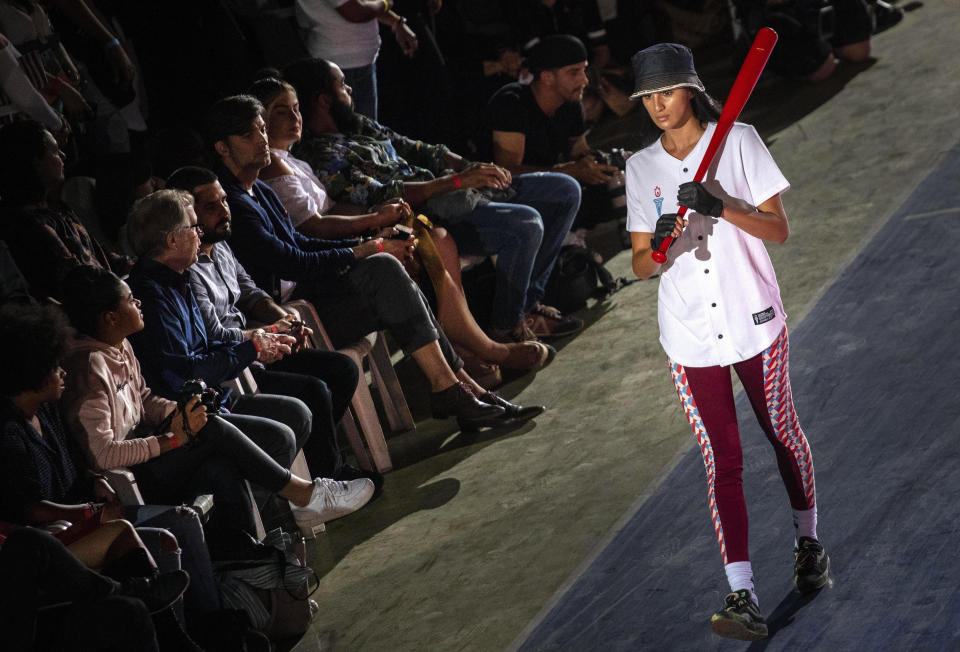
left=167, top=165, right=379, bottom=487
left=206, top=95, right=542, bottom=431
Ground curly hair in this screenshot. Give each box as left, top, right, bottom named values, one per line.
left=0, top=303, right=71, bottom=396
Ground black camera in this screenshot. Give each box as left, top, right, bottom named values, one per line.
left=594, top=148, right=631, bottom=221
left=178, top=379, right=222, bottom=415
left=288, top=319, right=307, bottom=352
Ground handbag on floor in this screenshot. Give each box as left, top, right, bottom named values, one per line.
left=214, top=528, right=318, bottom=640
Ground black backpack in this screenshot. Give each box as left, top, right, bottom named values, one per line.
left=543, top=245, right=630, bottom=314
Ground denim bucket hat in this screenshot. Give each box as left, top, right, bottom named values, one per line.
left=630, top=43, right=705, bottom=99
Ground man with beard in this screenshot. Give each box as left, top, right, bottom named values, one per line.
left=166, top=166, right=379, bottom=487
left=206, top=95, right=543, bottom=432
left=484, top=35, right=620, bottom=231
left=283, top=57, right=585, bottom=344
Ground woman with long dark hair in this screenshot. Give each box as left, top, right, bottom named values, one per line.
left=625, top=43, right=828, bottom=640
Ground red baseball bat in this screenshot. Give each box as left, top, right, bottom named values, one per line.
left=651, top=27, right=778, bottom=264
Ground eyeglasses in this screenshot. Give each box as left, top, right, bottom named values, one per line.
left=182, top=223, right=204, bottom=235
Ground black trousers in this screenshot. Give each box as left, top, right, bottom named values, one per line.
left=295, top=252, right=463, bottom=372
left=253, top=348, right=359, bottom=477
left=131, top=415, right=292, bottom=537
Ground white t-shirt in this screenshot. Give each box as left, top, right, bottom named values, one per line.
left=295, top=0, right=381, bottom=70
left=264, top=148, right=334, bottom=227
left=626, top=122, right=790, bottom=367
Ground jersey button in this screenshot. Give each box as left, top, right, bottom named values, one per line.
left=683, top=167, right=688, bottom=173
left=718, top=334, right=723, bottom=339
left=704, top=269, right=709, bottom=274
left=698, top=235, right=703, bottom=240
left=711, top=303, right=717, bottom=307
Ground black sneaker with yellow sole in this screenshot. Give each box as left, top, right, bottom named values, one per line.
left=794, top=536, right=830, bottom=592
left=710, top=590, right=768, bottom=640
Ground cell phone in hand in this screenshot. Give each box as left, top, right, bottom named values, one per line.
left=390, top=224, right=414, bottom=240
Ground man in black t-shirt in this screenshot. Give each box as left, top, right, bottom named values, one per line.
left=484, top=35, right=619, bottom=229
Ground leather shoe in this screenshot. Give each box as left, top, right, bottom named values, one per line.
left=431, top=382, right=506, bottom=431
left=478, top=391, right=545, bottom=422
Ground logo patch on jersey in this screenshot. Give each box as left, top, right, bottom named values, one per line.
left=752, top=307, right=776, bottom=325
left=654, top=186, right=661, bottom=197
left=653, top=197, right=664, bottom=216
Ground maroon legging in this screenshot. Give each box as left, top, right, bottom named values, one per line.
left=669, top=327, right=815, bottom=564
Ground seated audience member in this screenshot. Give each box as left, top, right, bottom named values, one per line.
left=205, top=95, right=541, bottom=429
left=93, top=152, right=164, bottom=257
left=0, top=527, right=164, bottom=652
left=248, top=77, right=555, bottom=382
left=0, top=299, right=219, bottom=611
left=123, top=190, right=324, bottom=480
left=484, top=35, right=623, bottom=233
left=0, top=120, right=112, bottom=301
left=0, top=33, right=67, bottom=133
left=0, top=302, right=200, bottom=649
left=283, top=57, right=585, bottom=343
left=738, top=0, right=878, bottom=82
left=59, top=261, right=374, bottom=541
left=0, top=239, right=34, bottom=305
left=165, top=166, right=379, bottom=487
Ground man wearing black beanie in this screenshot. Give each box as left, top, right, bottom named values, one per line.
left=484, top=35, right=619, bottom=210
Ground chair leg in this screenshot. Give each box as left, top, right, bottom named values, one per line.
left=340, top=346, right=394, bottom=473
left=369, top=332, right=415, bottom=433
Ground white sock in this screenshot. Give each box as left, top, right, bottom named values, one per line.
left=793, top=504, right=818, bottom=543
left=724, top=561, right=758, bottom=607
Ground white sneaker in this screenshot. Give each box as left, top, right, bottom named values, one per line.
left=290, top=477, right=375, bottom=538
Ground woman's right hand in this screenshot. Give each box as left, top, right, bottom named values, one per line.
left=375, top=199, right=412, bottom=226
left=170, top=395, right=207, bottom=440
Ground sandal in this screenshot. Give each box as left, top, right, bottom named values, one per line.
left=500, top=341, right=556, bottom=371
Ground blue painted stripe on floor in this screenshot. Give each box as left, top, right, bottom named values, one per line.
left=520, top=140, right=960, bottom=651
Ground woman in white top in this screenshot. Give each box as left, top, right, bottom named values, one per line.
left=625, top=43, right=828, bottom=641
left=253, top=77, right=555, bottom=385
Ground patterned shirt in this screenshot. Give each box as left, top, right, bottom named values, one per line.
left=291, top=115, right=451, bottom=209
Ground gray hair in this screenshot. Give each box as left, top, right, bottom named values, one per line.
left=127, top=189, right=195, bottom=259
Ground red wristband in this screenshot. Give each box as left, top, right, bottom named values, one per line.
left=168, top=434, right=180, bottom=449
left=453, top=174, right=462, bottom=190
left=268, top=325, right=279, bottom=334
left=376, top=239, right=384, bottom=253
left=251, top=337, right=261, bottom=353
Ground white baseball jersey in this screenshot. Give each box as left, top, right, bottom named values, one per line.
left=626, top=122, right=790, bottom=367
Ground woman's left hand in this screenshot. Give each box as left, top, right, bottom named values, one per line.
left=677, top=181, right=724, bottom=217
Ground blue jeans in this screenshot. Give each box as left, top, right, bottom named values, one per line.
left=343, top=62, right=378, bottom=120
left=445, top=172, right=581, bottom=331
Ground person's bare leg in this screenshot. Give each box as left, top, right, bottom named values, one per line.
left=835, top=40, right=871, bottom=62
left=436, top=267, right=512, bottom=361
left=432, top=227, right=465, bottom=289
left=411, top=340, right=459, bottom=391
left=279, top=474, right=320, bottom=506
left=809, top=54, right=836, bottom=82
left=69, top=520, right=155, bottom=570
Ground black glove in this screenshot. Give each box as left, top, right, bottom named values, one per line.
left=651, top=212, right=680, bottom=251
left=678, top=181, right=724, bottom=217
